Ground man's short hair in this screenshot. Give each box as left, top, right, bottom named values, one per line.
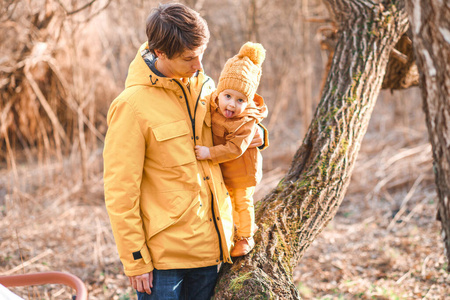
left=146, top=3, right=210, bottom=59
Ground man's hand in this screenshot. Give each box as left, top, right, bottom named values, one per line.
left=249, top=125, right=264, bottom=148
left=195, top=145, right=211, bottom=160
left=129, top=272, right=153, bottom=295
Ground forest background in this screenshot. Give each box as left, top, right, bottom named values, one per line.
left=0, top=0, right=448, bottom=299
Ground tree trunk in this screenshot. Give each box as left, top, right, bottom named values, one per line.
left=214, top=0, right=409, bottom=298
left=404, top=0, right=450, bottom=262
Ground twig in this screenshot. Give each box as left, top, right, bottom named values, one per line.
left=387, top=174, right=424, bottom=230
left=78, top=105, right=88, bottom=186
left=364, top=172, right=396, bottom=201
left=391, top=48, right=408, bottom=64
left=46, top=59, right=105, bottom=142
left=2, top=247, right=53, bottom=276
left=421, top=255, right=432, bottom=277
left=78, top=0, right=113, bottom=23
left=56, top=0, right=97, bottom=15
left=305, top=17, right=334, bottom=23
left=396, top=270, right=411, bottom=284
left=422, top=284, right=435, bottom=299
left=402, top=196, right=430, bottom=227
left=0, top=99, right=19, bottom=183
left=56, top=0, right=113, bottom=23
left=385, top=144, right=430, bottom=168
left=24, top=64, right=69, bottom=144
left=49, top=181, right=83, bottom=211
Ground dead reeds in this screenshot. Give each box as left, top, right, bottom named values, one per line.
left=0, top=0, right=119, bottom=191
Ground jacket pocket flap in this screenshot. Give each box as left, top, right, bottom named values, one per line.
left=153, top=120, right=190, bottom=141
left=204, top=111, right=211, bottom=127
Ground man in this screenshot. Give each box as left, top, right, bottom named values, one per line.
left=103, top=3, right=266, bottom=299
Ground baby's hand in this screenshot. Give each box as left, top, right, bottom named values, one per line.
left=195, top=145, right=211, bottom=160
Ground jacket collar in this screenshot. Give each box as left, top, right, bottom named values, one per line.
left=141, top=47, right=166, bottom=78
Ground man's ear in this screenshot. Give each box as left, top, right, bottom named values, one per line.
left=154, top=49, right=165, bottom=59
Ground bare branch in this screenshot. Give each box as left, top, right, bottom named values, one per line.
left=56, top=0, right=98, bottom=15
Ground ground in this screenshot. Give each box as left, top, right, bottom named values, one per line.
left=1, top=89, right=449, bottom=299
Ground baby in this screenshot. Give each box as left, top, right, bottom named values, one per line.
left=195, top=42, right=268, bottom=257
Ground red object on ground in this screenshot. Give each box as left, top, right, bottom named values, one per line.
left=0, top=271, right=88, bottom=300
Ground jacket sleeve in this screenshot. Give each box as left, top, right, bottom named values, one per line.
left=209, top=119, right=257, bottom=164
left=103, top=99, right=154, bottom=277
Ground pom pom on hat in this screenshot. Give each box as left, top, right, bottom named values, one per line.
left=216, top=42, right=266, bottom=103
left=238, top=42, right=266, bottom=66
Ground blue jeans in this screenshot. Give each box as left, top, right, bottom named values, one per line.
left=136, top=265, right=218, bottom=300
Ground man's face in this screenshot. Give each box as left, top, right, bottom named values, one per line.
left=156, top=44, right=207, bottom=79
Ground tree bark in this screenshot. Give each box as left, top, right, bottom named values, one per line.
left=404, top=0, right=450, bottom=262
left=214, top=0, right=409, bottom=298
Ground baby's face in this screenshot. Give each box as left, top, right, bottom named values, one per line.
left=218, top=89, right=248, bottom=118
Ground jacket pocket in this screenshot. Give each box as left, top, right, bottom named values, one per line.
left=152, top=120, right=195, bottom=167
left=142, top=190, right=197, bottom=238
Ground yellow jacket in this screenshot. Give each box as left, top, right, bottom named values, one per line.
left=209, top=92, right=268, bottom=189
left=103, top=43, right=234, bottom=277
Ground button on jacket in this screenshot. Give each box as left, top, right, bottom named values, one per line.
left=103, top=42, right=234, bottom=277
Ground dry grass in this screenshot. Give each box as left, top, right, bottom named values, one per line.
left=2, top=86, right=449, bottom=299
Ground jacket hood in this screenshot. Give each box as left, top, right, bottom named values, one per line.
left=211, top=91, right=268, bottom=123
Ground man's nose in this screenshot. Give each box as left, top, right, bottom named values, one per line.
left=193, top=57, right=202, bottom=70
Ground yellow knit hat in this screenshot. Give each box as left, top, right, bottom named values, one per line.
left=216, top=42, right=266, bottom=102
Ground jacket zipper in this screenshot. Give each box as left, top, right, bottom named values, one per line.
left=173, top=78, right=210, bottom=144
left=174, top=78, right=223, bottom=261
left=211, top=193, right=224, bottom=262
